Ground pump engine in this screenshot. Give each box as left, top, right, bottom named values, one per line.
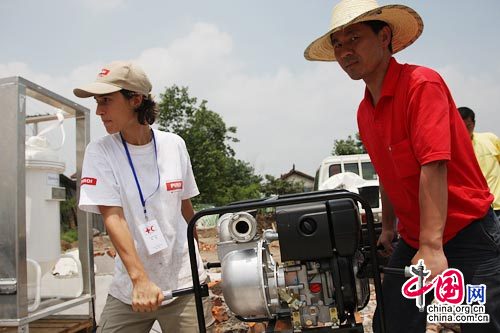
left=216, top=198, right=370, bottom=332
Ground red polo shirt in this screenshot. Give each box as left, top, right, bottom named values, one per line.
left=357, top=57, right=493, bottom=249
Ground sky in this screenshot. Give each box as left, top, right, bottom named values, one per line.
left=1, top=0, right=499, bottom=178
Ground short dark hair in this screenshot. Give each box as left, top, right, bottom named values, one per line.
left=362, top=20, right=393, bottom=53
left=458, top=107, right=475, bottom=123
left=120, top=89, right=158, bottom=125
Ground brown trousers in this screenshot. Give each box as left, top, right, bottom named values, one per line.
left=97, top=294, right=214, bottom=333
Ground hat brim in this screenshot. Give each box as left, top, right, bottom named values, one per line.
left=73, top=82, right=122, bottom=98
left=304, top=4, right=423, bottom=62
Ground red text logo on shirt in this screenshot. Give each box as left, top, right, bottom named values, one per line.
left=81, top=177, right=97, bottom=186
left=166, top=180, right=183, bottom=191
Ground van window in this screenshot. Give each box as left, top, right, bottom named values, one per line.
left=361, top=162, right=377, bottom=180
left=344, top=162, right=360, bottom=176
left=328, top=164, right=341, bottom=177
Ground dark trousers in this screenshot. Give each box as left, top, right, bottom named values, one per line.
left=373, top=209, right=500, bottom=333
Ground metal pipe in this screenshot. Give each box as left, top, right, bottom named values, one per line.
left=381, top=266, right=406, bottom=277
left=162, top=284, right=209, bottom=302
left=204, top=262, right=221, bottom=269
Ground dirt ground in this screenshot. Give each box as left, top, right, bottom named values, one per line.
left=89, top=228, right=459, bottom=333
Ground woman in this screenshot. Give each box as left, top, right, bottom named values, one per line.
left=74, top=61, right=210, bottom=332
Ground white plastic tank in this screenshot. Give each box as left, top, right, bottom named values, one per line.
left=25, top=147, right=65, bottom=275
left=25, top=111, right=66, bottom=310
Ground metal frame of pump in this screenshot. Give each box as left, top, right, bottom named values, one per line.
left=185, top=190, right=387, bottom=333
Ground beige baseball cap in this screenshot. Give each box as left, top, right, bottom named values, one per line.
left=73, top=61, right=152, bottom=98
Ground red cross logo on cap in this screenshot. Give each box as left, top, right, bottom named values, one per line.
left=99, top=68, right=110, bottom=77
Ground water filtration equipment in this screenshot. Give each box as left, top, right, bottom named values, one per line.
left=0, top=76, right=93, bottom=332
left=25, top=111, right=66, bottom=275
left=24, top=110, right=68, bottom=310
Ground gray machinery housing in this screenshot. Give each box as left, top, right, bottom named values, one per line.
left=216, top=198, right=370, bottom=332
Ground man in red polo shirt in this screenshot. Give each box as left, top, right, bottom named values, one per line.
left=305, top=1, right=499, bottom=332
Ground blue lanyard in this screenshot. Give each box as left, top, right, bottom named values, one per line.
left=120, top=129, right=160, bottom=220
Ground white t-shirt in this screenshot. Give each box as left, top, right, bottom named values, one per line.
left=79, top=129, right=206, bottom=304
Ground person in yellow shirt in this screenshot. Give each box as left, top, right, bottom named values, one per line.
left=459, top=107, right=500, bottom=217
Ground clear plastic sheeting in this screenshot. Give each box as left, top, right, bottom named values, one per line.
left=321, top=172, right=377, bottom=193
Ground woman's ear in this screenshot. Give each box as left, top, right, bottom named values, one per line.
left=131, top=94, right=144, bottom=109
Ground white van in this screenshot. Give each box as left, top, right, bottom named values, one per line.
left=314, top=154, right=382, bottom=222
left=315, top=154, right=378, bottom=188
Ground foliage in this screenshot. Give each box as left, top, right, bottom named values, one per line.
left=332, top=132, right=366, bottom=155
left=157, top=85, right=262, bottom=206
left=260, top=174, right=305, bottom=197
left=60, top=197, right=77, bottom=231
left=61, top=229, right=78, bottom=243
left=219, top=158, right=262, bottom=204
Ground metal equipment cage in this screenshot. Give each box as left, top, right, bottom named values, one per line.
left=0, top=76, right=94, bottom=332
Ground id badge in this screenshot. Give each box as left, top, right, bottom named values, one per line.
left=138, top=219, right=168, bottom=255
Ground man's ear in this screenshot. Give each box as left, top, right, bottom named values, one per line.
left=380, top=25, right=392, bottom=49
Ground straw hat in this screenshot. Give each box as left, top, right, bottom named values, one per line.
left=304, top=0, right=423, bottom=62
left=74, top=61, right=152, bottom=98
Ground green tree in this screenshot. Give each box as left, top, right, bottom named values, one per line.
left=219, top=158, right=262, bottom=204
left=260, top=175, right=305, bottom=197
left=157, top=85, right=261, bottom=206
left=332, top=132, right=366, bottom=155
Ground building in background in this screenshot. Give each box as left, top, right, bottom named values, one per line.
left=280, top=164, right=315, bottom=192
